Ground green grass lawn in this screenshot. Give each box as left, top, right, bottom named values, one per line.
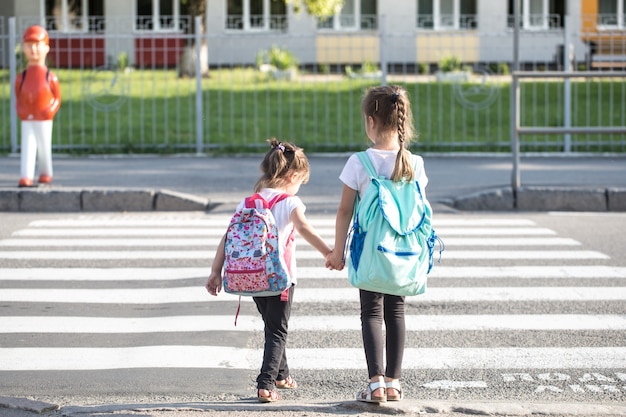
left=1, top=68, right=624, bottom=154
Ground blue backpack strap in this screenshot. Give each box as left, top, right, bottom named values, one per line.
left=356, top=151, right=378, bottom=179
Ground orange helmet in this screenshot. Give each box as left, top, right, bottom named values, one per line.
left=22, top=25, right=49, bottom=45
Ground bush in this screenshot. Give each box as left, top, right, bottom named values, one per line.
left=256, top=45, right=299, bottom=71
left=439, top=54, right=462, bottom=72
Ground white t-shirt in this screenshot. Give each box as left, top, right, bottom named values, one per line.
left=234, top=188, right=304, bottom=284
left=339, top=148, right=428, bottom=198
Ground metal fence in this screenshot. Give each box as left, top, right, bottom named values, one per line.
left=1, top=14, right=625, bottom=155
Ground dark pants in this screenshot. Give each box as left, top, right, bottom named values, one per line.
left=359, top=289, right=406, bottom=379
left=253, top=285, right=294, bottom=390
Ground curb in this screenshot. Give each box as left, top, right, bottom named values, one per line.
left=1, top=186, right=626, bottom=213
left=451, top=186, right=626, bottom=212
left=3, top=397, right=626, bottom=417
left=0, top=397, right=59, bottom=414
left=0, top=188, right=218, bottom=212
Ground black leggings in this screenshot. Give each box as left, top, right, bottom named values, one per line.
left=253, top=286, right=294, bottom=390
left=359, top=289, right=406, bottom=379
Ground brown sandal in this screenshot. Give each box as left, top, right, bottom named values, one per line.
left=276, top=375, right=297, bottom=389
left=258, top=389, right=281, bottom=403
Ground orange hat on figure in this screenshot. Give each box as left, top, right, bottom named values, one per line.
left=22, top=25, right=49, bottom=45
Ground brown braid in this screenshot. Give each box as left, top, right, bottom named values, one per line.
left=362, top=85, right=416, bottom=182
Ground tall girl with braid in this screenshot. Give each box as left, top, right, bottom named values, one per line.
left=326, top=85, right=428, bottom=403
left=206, top=138, right=332, bottom=403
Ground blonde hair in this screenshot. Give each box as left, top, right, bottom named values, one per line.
left=362, top=85, right=416, bottom=182
left=254, top=138, right=310, bottom=192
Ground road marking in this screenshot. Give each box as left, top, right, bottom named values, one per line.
left=13, top=227, right=554, bottom=237
left=0, top=268, right=210, bottom=281
left=26, top=218, right=537, bottom=227
left=422, top=380, right=488, bottom=390
left=0, top=237, right=581, bottom=247
left=2, top=266, right=625, bottom=281
left=2, top=314, right=625, bottom=333
left=0, top=250, right=608, bottom=260
left=1, top=287, right=624, bottom=303
left=1, top=346, right=624, bottom=371
left=0, top=238, right=224, bottom=247
left=426, top=265, right=626, bottom=278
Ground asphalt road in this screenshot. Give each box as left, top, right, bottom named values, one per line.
left=1, top=210, right=625, bottom=417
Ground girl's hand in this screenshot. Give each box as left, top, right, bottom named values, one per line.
left=325, top=249, right=345, bottom=271
left=205, top=272, right=222, bottom=296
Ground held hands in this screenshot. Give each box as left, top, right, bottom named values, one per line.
left=205, top=271, right=222, bottom=296
left=325, top=249, right=345, bottom=271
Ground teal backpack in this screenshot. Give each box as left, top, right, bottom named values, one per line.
left=347, top=152, right=443, bottom=296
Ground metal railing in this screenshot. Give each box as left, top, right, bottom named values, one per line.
left=2, top=14, right=626, bottom=155
left=511, top=70, right=626, bottom=192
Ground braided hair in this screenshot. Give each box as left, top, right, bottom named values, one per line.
left=361, top=85, right=416, bottom=182
left=254, top=138, right=310, bottom=192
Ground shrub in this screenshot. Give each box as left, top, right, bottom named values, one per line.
left=256, top=45, right=299, bottom=71
left=439, top=54, right=462, bottom=72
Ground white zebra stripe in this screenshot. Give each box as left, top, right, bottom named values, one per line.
left=26, top=218, right=536, bottom=227
left=1, top=346, right=624, bottom=371
left=12, top=227, right=554, bottom=237
left=1, top=314, right=625, bottom=333
left=1, top=287, right=624, bottom=304
left=2, top=265, right=624, bottom=281
left=0, top=250, right=608, bottom=260
left=0, top=237, right=581, bottom=247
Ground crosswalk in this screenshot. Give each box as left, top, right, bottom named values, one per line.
left=1, top=213, right=625, bottom=397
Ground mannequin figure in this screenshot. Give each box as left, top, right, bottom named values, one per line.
left=15, top=25, right=61, bottom=187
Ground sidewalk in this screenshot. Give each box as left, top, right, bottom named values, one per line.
left=1, top=154, right=625, bottom=212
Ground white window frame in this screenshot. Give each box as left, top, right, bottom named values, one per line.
left=417, top=0, right=469, bottom=31
left=135, top=0, right=182, bottom=33
left=522, top=0, right=549, bottom=31
left=598, top=0, right=625, bottom=30
left=41, top=0, right=89, bottom=33
left=226, top=0, right=286, bottom=32
left=318, top=0, right=376, bottom=31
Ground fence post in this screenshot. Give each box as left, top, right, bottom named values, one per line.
left=194, top=15, right=203, bottom=155
left=510, top=0, right=521, bottom=201
left=380, top=14, right=387, bottom=86
left=9, top=17, right=17, bottom=154
left=563, top=15, right=572, bottom=152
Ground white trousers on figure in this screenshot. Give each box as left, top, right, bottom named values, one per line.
left=20, top=120, right=53, bottom=180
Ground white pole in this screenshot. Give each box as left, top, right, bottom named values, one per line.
left=563, top=15, right=572, bottom=153
left=9, top=17, right=17, bottom=154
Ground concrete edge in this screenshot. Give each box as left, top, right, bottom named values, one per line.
left=1, top=187, right=625, bottom=213
left=0, top=188, right=216, bottom=213
left=449, top=186, right=626, bottom=212
left=28, top=398, right=626, bottom=416
left=0, top=397, right=60, bottom=413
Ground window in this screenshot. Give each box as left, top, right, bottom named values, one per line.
left=598, top=0, right=626, bottom=28
left=226, top=0, right=288, bottom=31
left=44, top=0, right=103, bottom=32
left=136, top=0, right=189, bottom=31
left=317, top=0, right=377, bottom=31
left=417, top=0, right=477, bottom=30
left=507, top=0, right=565, bottom=30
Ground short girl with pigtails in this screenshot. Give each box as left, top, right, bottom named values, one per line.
left=326, top=85, right=429, bottom=403
left=206, top=138, right=332, bottom=403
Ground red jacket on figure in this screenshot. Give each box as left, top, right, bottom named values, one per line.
left=15, top=24, right=61, bottom=121
left=15, top=64, right=61, bottom=121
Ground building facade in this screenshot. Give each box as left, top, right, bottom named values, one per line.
left=0, top=0, right=624, bottom=69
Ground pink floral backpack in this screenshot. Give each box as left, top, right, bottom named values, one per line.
left=222, top=193, right=294, bottom=299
